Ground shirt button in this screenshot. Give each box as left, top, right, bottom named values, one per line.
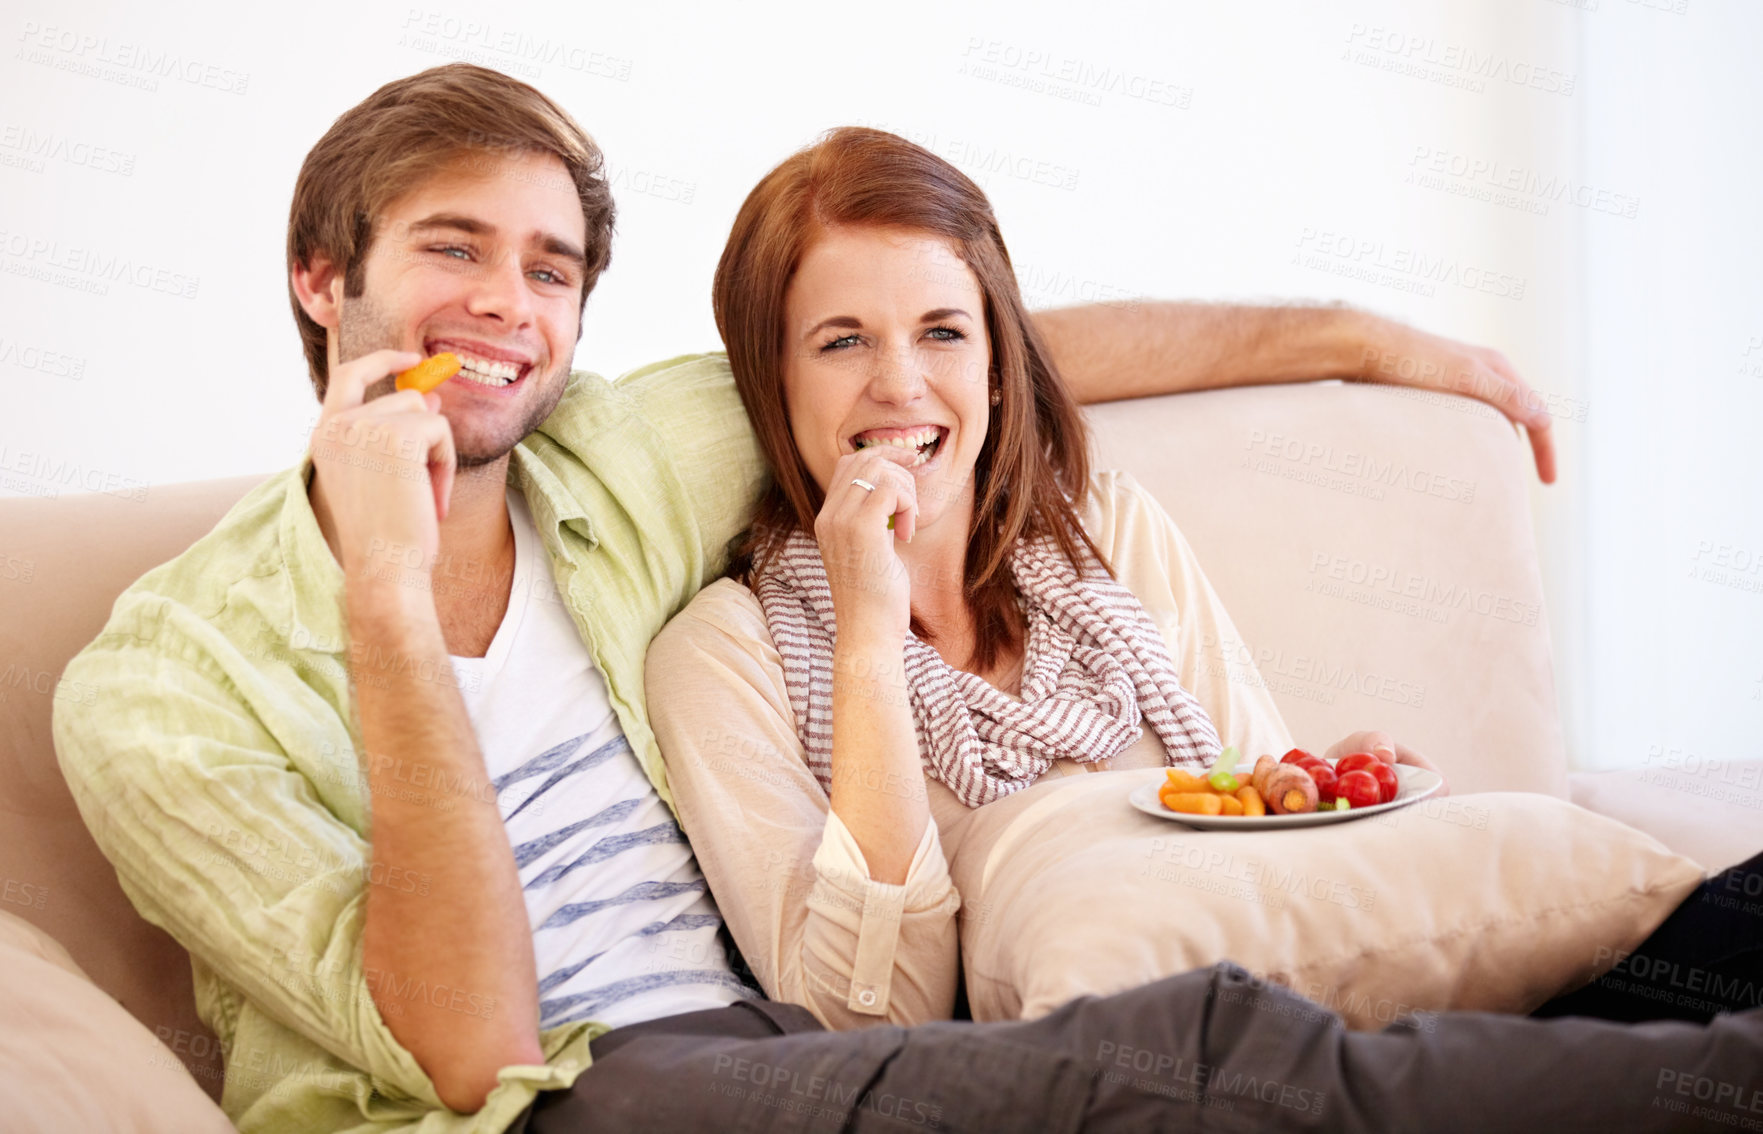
left=857, top=989, right=878, bottom=1007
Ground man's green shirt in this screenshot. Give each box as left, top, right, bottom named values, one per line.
left=53, top=354, right=767, bottom=1133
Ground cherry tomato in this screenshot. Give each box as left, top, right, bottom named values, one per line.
left=1294, top=757, right=1339, bottom=803
left=1367, top=761, right=1399, bottom=804
left=1336, top=769, right=1382, bottom=810
left=1281, top=748, right=1315, bottom=766
left=1334, top=753, right=1379, bottom=778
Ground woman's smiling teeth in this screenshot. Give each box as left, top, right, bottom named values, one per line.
left=852, top=427, right=944, bottom=467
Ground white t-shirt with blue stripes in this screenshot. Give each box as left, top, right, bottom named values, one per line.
left=447, top=487, right=755, bottom=1031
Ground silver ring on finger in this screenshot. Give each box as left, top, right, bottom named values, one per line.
left=851, top=478, right=876, bottom=493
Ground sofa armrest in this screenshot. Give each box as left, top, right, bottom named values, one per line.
left=1570, top=764, right=1763, bottom=874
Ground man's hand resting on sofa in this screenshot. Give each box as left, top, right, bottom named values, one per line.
left=1354, top=316, right=1558, bottom=485
left=1033, top=302, right=1558, bottom=485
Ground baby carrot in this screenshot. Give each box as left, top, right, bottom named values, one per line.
left=395, top=352, right=461, bottom=394
left=1236, top=785, right=1266, bottom=817
left=1218, top=794, right=1245, bottom=817
left=1164, top=769, right=1211, bottom=794
left=1160, top=791, right=1225, bottom=816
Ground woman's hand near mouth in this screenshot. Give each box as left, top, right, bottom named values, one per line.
left=818, top=440, right=934, bottom=886
left=817, top=443, right=921, bottom=646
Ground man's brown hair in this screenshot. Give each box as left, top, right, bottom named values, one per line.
left=287, top=63, right=615, bottom=399
left=714, top=126, right=1107, bottom=672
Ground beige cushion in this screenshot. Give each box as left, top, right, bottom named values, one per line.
left=955, top=769, right=1705, bottom=1029
left=0, top=911, right=234, bottom=1132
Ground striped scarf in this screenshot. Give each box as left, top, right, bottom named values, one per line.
left=753, top=528, right=1222, bottom=808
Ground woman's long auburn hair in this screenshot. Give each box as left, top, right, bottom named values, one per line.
left=714, top=126, right=1109, bottom=671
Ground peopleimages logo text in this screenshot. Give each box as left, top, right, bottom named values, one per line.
left=15, top=22, right=250, bottom=94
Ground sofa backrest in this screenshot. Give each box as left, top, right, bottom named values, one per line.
left=0, top=382, right=1566, bottom=1100
left=1087, top=382, right=1566, bottom=794
left=1, top=473, right=268, bottom=1100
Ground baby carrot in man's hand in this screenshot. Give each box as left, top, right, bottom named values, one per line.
left=395, top=352, right=461, bottom=394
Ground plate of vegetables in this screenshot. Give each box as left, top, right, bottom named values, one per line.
left=1128, top=746, right=1444, bottom=829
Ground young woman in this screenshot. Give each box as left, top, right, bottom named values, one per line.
left=639, top=125, right=1449, bottom=1029
left=644, top=127, right=1757, bottom=1032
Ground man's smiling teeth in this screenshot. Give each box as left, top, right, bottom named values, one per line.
left=452, top=353, right=522, bottom=387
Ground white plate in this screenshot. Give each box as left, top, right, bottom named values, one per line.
left=1128, top=764, right=1444, bottom=829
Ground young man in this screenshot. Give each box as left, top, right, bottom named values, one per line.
left=53, top=64, right=1750, bottom=1134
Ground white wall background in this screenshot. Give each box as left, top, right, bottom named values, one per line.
left=1575, top=2, right=1763, bottom=773
left=3, top=0, right=1758, bottom=772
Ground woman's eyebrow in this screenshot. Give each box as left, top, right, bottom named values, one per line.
left=802, top=309, right=971, bottom=338
left=805, top=315, right=863, bottom=338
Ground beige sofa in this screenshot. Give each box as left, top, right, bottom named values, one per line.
left=3, top=382, right=1758, bottom=1129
